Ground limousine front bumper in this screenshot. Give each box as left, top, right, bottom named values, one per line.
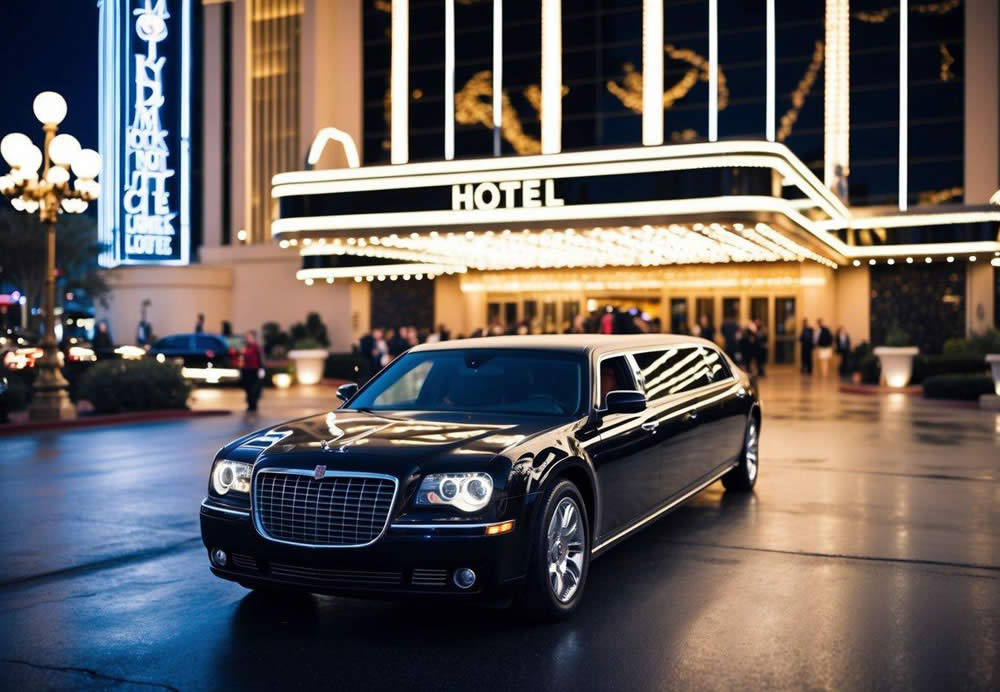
left=200, top=494, right=540, bottom=599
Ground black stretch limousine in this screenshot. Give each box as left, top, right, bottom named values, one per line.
left=200, top=335, right=761, bottom=618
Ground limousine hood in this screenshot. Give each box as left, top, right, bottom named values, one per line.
left=230, top=409, right=565, bottom=468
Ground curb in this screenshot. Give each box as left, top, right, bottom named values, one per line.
left=0, top=409, right=232, bottom=436
left=838, top=383, right=923, bottom=396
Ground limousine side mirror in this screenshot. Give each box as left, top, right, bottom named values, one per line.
left=336, top=382, right=358, bottom=402
left=604, top=390, right=647, bottom=414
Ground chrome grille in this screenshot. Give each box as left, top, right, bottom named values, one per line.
left=253, top=471, right=396, bottom=547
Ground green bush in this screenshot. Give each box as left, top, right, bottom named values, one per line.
left=910, top=355, right=988, bottom=384
left=885, top=326, right=911, bottom=347
left=843, top=341, right=873, bottom=375
left=324, top=352, right=365, bottom=382
left=922, top=375, right=995, bottom=401
left=291, top=337, right=323, bottom=350
left=77, top=359, right=191, bottom=414
left=942, top=328, right=1000, bottom=357
left=289, top=312, right=329, bottom=348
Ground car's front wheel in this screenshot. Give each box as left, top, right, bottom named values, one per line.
left=722, top=416, right=760, bottom=492
left=516, top=480, right=590, bottom=620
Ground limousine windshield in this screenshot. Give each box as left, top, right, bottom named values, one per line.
left=350, top=349, right=586, bottom=416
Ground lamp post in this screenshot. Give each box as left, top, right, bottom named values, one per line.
left=0, top=91, right=101, bottom=421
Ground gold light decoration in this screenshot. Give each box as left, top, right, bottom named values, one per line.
left=777, top=41, right=824, bottom=142
left=918, top=187, right=963, bottom=205
left=939, top=43, right=955, bottom=82
left=854, top=0, right=960, bottom=23
left=607, top=44, right=729, bottom=116
left=454, top=71, right=567, bottom=155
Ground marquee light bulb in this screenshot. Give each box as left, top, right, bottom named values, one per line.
left=33, top=91, right=67, bottom=126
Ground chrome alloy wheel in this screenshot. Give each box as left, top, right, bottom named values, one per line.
left=546, top=497, right=585, bottom=603
left=745, top=421, right=759, bottom=482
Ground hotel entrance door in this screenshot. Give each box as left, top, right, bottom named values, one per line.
left=774, top=296, right=797, bottom=364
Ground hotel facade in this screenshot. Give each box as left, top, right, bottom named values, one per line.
left=98, top=0, right=1000, bottom=362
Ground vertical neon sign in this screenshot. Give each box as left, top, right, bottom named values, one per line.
left=98, top=0, right=190, bottom=266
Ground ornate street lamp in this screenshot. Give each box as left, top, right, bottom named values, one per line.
left=0, top=91, right=101, bottom=420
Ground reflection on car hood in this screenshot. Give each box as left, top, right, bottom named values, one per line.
left=239, top=409, right=564, bottom=463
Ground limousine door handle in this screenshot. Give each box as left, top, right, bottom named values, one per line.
left=682, top=411, right=698, bottom=423
left=641, top=421, right=659, bottom=433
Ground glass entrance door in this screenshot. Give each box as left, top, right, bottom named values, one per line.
left=774, top=296, right=797, bottom=364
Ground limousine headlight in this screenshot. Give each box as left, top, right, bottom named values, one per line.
left=212, top=460, right=252, bottom=495
left=417, top=472, right=494, bottom=512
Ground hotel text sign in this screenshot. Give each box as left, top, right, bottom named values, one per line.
left=124, top=0, right=175, bottom=258
left=451, top=179, right=564, bottom=211
left=99, top=0, right=190, bottom=267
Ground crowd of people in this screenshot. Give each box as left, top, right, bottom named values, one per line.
left=357, top=306, right=853, bottom=382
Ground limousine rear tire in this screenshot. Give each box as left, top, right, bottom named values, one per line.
left=516, top=480, right=590, bottom=621
left=722, top=418, right=759, bottom=492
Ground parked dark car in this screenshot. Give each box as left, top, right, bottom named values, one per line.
left=148, top=333, right=245, bottom=384
left=200, top=335, right=761, bottom=618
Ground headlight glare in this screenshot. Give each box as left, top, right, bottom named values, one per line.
left=212, top=460, right=252, bottom=495
left=417, top=472, right=493, bottom=512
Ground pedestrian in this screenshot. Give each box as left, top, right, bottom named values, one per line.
left=816, top=319, right=834, bottom=378
left=753, top=319, right=768, bottom=377
left=721, top=312, right=740, bottom=359
left=836, top=326, right=852, bottom=377
left=92, top=320, right=113, bottom=355
left=799, top=319, right=815, bottom=375
left=136, top=317, right=153, bottom=346
left=194, top=313, right=205, bottom=333
left=698, top=315, right=715, bottom=344
left=387, top=327, right=408, bottom=359
left=241, top=329, right=265, bottom=412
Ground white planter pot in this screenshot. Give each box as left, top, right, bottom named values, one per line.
left=873, top=346, right=920, bottom=388
left=987, top=354, right=1000, bottom=396
left=288, top=349, right=329, bottom=385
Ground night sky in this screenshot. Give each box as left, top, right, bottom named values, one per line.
left=0, top=1, right=100, bottom=152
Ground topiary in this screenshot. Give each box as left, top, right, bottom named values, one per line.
left=885, top=326, right=911, bottom=347
left=77, top=359, right=191, bottom=414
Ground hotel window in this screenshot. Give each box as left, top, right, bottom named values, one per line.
left=250, top=0, right=303, bottom=242
left=562, top=301, right=580, bottom=329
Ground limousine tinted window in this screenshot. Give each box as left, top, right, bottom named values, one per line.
left=702, top=347, right=733, bottom=383
left=351, top=349, right=586, bottom=415
left=633, top=347, right=711, bottom=400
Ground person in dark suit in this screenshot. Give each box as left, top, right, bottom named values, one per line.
left=799, top=319, right=815, bottom=375
left=836, top=326, right=852, bottom=377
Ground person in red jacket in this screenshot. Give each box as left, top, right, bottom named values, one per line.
left=241, top=330, right=265, bottom=411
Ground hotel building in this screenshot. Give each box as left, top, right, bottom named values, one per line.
left=98, top=0, right=1000, bottom=362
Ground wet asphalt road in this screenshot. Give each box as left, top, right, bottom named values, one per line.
left=1, top=372, right=998, bottom=691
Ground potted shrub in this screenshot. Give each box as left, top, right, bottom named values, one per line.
left=288, top=337, right=328, bottom=385
left=873, top=327, right=919, bottom=388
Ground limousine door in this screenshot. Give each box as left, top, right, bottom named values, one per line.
left=691, top=348, right=751, bottom=476
left=587, top=355, right=664, bottom=538
left=631, top=347, right=712, bottom=501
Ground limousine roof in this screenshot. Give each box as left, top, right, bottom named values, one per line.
left=409, top=334, right=718, bottom=357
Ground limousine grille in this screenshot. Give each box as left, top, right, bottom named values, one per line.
left=253, top=471, right=396, bottom=547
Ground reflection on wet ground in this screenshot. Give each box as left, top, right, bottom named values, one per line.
left=0, top=368, right=998, bottom=690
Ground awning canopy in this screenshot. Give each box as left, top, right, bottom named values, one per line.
left=272, top=141, right=1000, bottom=282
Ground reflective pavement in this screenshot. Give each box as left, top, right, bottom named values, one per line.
left=0, top=371, right=997, bottom=690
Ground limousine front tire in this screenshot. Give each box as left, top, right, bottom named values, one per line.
left=722, top=417, right=760, bottom=492
left=516, top=480, right=590, bottom=621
